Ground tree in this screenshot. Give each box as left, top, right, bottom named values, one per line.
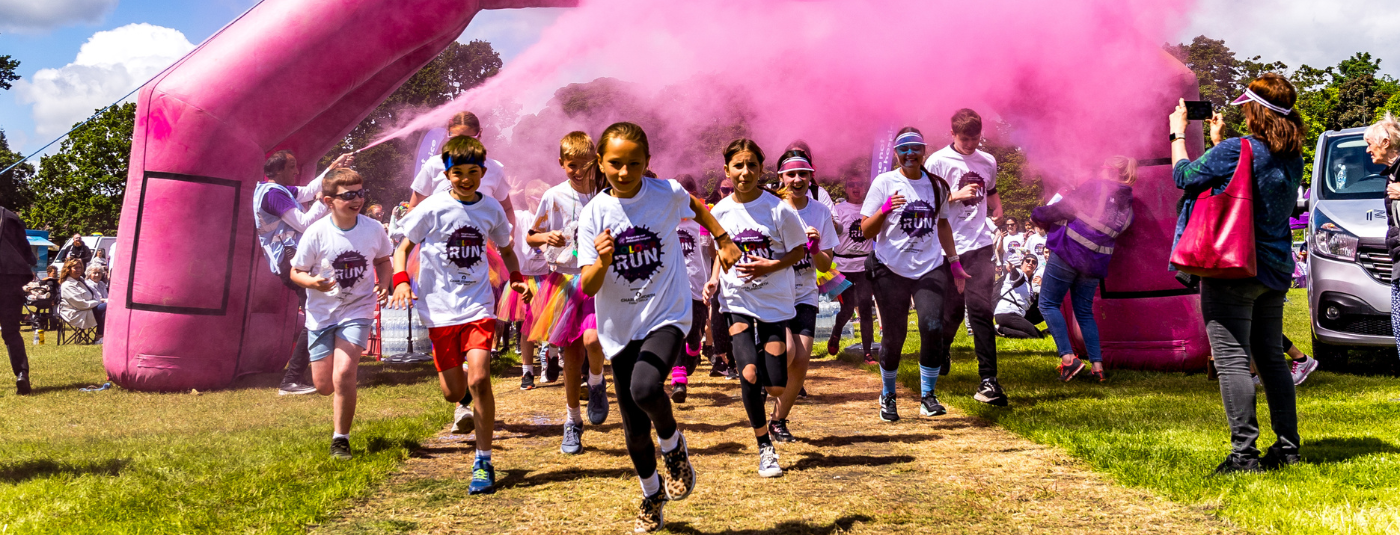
left=0, top=130, right=34, bottom=211
left=24, top=103, right=135, bottom=238
left=0, top=52, right=18, bottom=91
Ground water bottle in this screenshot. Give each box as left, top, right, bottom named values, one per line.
left=319, top=258, right=340, bottom=297
left=32, top=327, right=38, bottom=345
left=38, top=329, right=44, bottom=345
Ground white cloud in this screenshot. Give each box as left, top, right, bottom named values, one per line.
left=0, top=0, right=117, bottom=32
left=14, top=23, right=195, bottom=138
left=1182, top=0, right=1400, bottom=77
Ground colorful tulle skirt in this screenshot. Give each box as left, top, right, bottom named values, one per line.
left=495, top=275, right=541, bottom=326
left=816, top=266, right=852, bottom=299
left=528, top=271, right=596, bottom=346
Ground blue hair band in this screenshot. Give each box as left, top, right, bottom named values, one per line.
left=443, top=152, right=487, bottom=171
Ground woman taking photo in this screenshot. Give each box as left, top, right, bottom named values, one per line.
left=1171, top=73, right=1305, bottom=474
left=1032, top=156, right=1136, bottom=382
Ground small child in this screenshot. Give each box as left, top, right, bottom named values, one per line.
left=289, top=168, right=394, bottom=461
left=391, top=136, right=531, bottom=495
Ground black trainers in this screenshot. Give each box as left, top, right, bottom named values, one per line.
left=16, top=372, right=31, bottom=396
left=660, top=432, right=695, bottom=500
left=724, top=365, right=739, bottom=381
left=520, top=371, right=535, bottom=390
left=1214, top=453, right=1263, bottom=475
left=671, top=382, right=687, bottom=403
left=587, top=379, right=610, bottom=425
left=768, top=419, right=796, bottom=442
left=330, top=437, right=353, bottom=460
left=919, top=393, right=946, bottom=416
left=797, top=387, right=808, bottom=399
left=1260, top=444, right=1301, bottom=471
left=544, top=352, right=561, bottom=383
left=879, top=393, right=899, bottom=422
left=634, top=490, right=668, bottom=533
left=973, top=377, right=1009, bottom=406
left=709, top=358, right=726, bottom=377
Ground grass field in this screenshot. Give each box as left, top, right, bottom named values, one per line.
left=850, top=288, right=1400, bottom=535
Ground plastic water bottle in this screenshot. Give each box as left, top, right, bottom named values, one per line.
left=32, top=327, right=38, bottom=345
left=319, top=258, right=340, bottom=297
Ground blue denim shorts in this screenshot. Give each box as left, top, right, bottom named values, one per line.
left=308, top=318, right=374, bottom=362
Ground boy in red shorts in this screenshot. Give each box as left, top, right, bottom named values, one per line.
left=390, top=135, right=531, bottom=495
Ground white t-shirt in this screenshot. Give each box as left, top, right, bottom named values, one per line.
left=1002, top=232, right=1027, bottom=264
left=677, top=218, right=714, bottom=302
left=831, top=201, right=872, bottom=273
left=814, top=186, right=834, bottom=210
left=1025, top=232, right=1048, bottom=276
left=791, top=199, right=839, bottom=307
left=514, top=209, right=551, bottom=276
left=411, top=156, right=511, bottom=204
left=711, top=191, right=807, bottom=322
left=532, top=182, right=599, bottom=275
left=292, top=214, right=395, bottom=330
left=995, top=268, right=1034, bottom=316
left=859, top=169, right=951, bottom=280
left=398, top=192, right=514, bottom=328
left=926, top=145, right=997, bottom=254
left=577, top=177, right=694, bottom=358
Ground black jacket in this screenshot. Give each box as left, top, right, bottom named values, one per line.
left=0, top=207, right=36, bottom=277
left=1386, top=160, right=1400, bottom=273
left=56, top=240, right=92, bottom=265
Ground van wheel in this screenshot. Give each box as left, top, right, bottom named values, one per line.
left=1311, top=336, right=1348, bottom=372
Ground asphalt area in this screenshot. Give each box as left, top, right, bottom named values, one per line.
left=321, top=357, right=1236, bottom=534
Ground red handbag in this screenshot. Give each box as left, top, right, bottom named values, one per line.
left=1170, top=138, right=1257, bottom=278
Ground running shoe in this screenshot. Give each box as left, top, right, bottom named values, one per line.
left=634, top=490, right=668, bottom=533
left=452, top=404, right=476, bottom=435
left=1089, top=369, right=1107, bottom=383
left=1057, top=357, right=1085, bottom=382
left=469, top=457, right=496, bottom=495
left=16, top=373, right=30, bottom=396
left=768, top=419, right=795, bottom=442
left=587, top=379, right=610, bottom=425
left=798, top=387, right=808, bottom=399
left=757, top=443, right=782, bottom=478
left=671, top=382, right=688, bottom=403
left=330, top=437, right=353, bottom=460
left=725, top=366, right=740, bottom=381
left=919, top=393, right=947, bottom=417
left=973, top=377, right=1009, bottom=407
left=1260, top=443, right=1301, bottom=470
left=278, top=382, right=316, bottom=396
left=1291, top=357, right=1318, bottom=385
left=863, top=353, right=877, bottom=365
left=561, top=422, right=583, bottom=455
left=520, top=371, right=536, bottom=391
left=879, top=393, right=900, bottom=422
left=827, top=338, right=840, bottom=357
left=544, top=351, right=560, bottom=384
left=660, top=432, right=696, bottom=500
left=709, top=357, right=726, bottom=377
left=1213, top=453, right=1262, bottom=475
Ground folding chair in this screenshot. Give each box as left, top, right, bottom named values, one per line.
left=57, top=317, right=98, bottom=345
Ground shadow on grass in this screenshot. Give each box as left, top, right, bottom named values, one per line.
left=788, top=453, right=915, bottom=472
left=26, top=382, right=101, bottom=395
left=494, top=466, right=636, bottom=490
left=593, top=441, right=746, bottom=458
left=494, top=422, right=623, bottom=439
left=666, top=514, right=873, bottom=535
left=804, top=433, right=941, bottom=448
left=1306, top=436, right=1400, bottom=463
left=0, top=458, right=129, bottom=484
left=684, top=390, right=738, bottom=407
left=365, top=436, right=421, bottom=454
left=360, top=365, right=439, bottom=388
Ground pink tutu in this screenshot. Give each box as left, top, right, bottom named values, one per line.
left=528, top=272, right=596, bottom=346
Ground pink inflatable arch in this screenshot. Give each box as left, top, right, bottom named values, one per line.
left=104, top=0, right=575, bottom=391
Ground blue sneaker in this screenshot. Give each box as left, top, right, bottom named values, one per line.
left=561, top=422, right=583, bottom=455
left=469, top=458, right=496, bottom=495
left=587, top=378, right=610, bottom=425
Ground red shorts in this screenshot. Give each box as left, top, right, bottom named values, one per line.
left=428, top=318, right=496, bottom=372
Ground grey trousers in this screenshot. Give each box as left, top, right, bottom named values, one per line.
left=1200, top=277, right=1300, bottom=457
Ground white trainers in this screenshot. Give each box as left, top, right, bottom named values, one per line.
left=757, top=443, right=782, bottom=478
left=452, top=404, right=476, bottom=435
left=1291, top=357, right=1319, bottom=386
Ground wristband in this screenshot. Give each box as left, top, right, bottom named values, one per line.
left=509, top=271, right=525, bottom=284
left=392, top=271, right=411, bottom=288
left=714, top=232, right=730, bottom=243
left=807, top=239, right=820, bottom=254
left=880, top=196, right=895, bottom=214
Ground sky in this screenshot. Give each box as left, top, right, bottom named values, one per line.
left=0, top=0, right=1396, bottom=157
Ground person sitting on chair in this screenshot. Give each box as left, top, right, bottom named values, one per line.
left=58, top=258, right=105, bottom=344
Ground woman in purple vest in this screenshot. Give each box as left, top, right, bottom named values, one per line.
left=1032, top=156, right=1136, bottom=383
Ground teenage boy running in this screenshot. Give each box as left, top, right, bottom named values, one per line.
left=391, top=136, right=531, bottom=495
left=925, top=109, right=1009, bottom=407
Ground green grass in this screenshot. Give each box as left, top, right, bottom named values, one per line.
left=842, top=288, right=1400, bottom=534
left=0, top=337, right=521, bottom=533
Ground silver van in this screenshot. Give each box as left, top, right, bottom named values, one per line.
left=1308, top=127, right=1393, bottom=364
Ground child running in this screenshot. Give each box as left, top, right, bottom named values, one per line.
left=708, top=139, right=808, bottom=477
left=528, top=131, right=610, bottom=455
left=502, top=196, right=551, bottom=390
left=830, top=178, right=876, bottom=364
left=577, top=122, right=740, bottom=532
left=288, top=169, right=394, bottom=460
left=768, top=148, right=838, bottom=443
left=672, top=174, right=714, bottom=403
left=390, top=135, right=531, bottom=495
left=859, top=127, right=968, bottom=422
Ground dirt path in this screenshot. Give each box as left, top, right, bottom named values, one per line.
left=322, top=358, right=1236, bottom=534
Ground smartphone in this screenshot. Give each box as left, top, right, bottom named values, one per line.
left=1184, top=100, right=1213, bottom=121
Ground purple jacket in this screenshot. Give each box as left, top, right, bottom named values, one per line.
left=1031, top=179, right=1134, bottom=279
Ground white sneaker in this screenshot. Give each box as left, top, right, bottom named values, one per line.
left=757, top=444, right=782, bottom=478
left=1291, top=357, right=1319, bottom=386
left=452, top=404, right=475, bottom=435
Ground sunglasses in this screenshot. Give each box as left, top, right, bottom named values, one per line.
left=720, top=186, right=734, bottom=195
left=329, top=189, right=369, bottom=201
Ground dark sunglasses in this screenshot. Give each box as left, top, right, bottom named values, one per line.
left=720, top=186, right=734, bottom=195
left=330, top=189, right=369, bottom=201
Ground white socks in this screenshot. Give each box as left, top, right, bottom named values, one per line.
left=657, top=430, right=680, bottom=453
left=333, top=433, right=349, bottom=440
left=639, top=472, right=661, bottom=497
left=588, top=371, right=604, bottom=387
left=476, top=449, right=491, bottom=460
left=567, top=405, right=583, bottom=425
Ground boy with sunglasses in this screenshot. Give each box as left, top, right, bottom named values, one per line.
left=289, top=169, right=395, bottom=460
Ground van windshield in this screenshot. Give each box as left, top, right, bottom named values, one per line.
left=1318, top=136, right=1388, bottom=200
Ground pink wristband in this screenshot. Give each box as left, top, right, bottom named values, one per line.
left=880, top=196, right=895, bottom=214
left=807, top=239, right=820, bottom=253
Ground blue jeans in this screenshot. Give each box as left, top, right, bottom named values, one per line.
left=1037, top=253, right=1101, bottom=363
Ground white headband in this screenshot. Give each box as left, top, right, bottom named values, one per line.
left=1231, top=88, right=1292, bottom=116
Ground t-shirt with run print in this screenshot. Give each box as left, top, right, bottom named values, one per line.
left=711, top=190, right=807, bottom=322
left=859, top=169, right=951, bottom=280
left=292, top=214, right=395, bottom=330
left=532, top=181, right=598, bottom=275
left=791, top=198, right=839, bottom=307
left=577, top=177, right=695, bottom=359
left=677, top=218, right=713, bottom=302
left=831, top=201, right=872, bottom=273
left=398, top=191, right=514, bottom=328
left=926, top=144, right=998, bottom=254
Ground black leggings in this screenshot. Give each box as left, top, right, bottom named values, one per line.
left=870, top=262, right=950, bottom=373
left=832, top=270, right=874, bottom=354
left=729, top=314, right=788, bottom=429
left=612, top=325, right=683, bottom=481
left=709, top=297, right=731, bottom=359
left=995, top=313, right=1042, bottom=338
left=684, top=300, right=706, bottom=374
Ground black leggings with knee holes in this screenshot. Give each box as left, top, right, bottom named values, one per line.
left=728, top=314, right=788, bottom=429
left=869, top=261, right=950, bottom=373
left=611, top=325, right=684, bottom=481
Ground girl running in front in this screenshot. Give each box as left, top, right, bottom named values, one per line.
left=708, top=139, right=809, bottom=477
left=830, top=178, right=876, bottom=364
left=577, top=122, right=741, bottom=533
left=859, top=127, right=967, bottom=422
left=768, top=148, right=838, bottom=443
